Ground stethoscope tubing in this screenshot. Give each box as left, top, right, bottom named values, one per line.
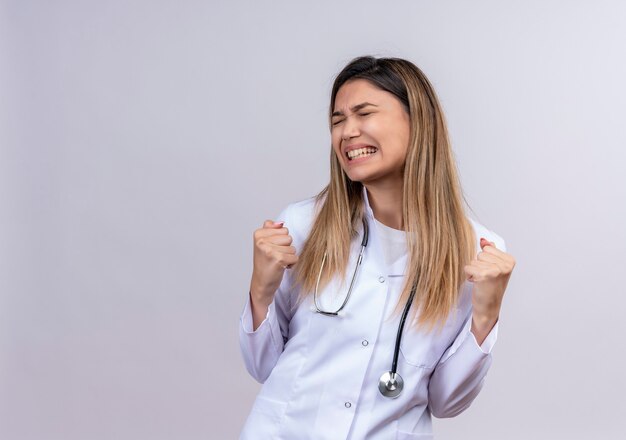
left=391, top=283, right=416, bottom=377
left=313, top=214, right=416, bottom=398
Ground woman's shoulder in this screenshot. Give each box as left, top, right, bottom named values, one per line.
left=467, top=217, right=507, bottom=252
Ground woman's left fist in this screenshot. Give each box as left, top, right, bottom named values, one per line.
left=464, top=237, right=516, bottom=320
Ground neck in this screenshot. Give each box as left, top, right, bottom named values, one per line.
left=365, top=182, right=404, bottom=231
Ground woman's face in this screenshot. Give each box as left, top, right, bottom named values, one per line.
left=331, top=79, right=410, bottom=186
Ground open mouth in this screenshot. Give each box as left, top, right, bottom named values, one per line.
left=346, top=146, right=378, bottom=161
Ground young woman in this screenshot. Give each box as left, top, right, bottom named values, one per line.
left=238, top=55, right=516, bottom=439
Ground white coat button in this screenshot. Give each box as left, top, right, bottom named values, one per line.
left=361, top=340, right=369, bottom=346
left=378, top=276, right=385, bottom=283
left=345, top=402, right=352, bottom=408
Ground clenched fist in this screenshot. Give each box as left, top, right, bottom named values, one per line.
left=248, top=220, right=299, bottom=330
left=464, top=237, right=516, bottom=345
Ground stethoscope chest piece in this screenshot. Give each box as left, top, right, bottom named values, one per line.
left=378, top=371, right=404, bottom=398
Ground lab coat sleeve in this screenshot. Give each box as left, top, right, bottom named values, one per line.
left=427, top=235, right=506, bottom=418
left=238, top=205, right=294, bottom=383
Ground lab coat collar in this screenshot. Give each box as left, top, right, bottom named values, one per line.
left=361, top=185, right=375, bottom=220
left=360, top=184, right=408, bottom=276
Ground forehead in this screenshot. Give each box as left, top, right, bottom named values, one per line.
left=333, top=79, right=391, bottom=109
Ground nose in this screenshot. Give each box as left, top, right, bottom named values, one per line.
left=341, top=115, right=361, bottom=141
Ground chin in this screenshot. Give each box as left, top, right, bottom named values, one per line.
left=346, top=173, right=373, bottom=184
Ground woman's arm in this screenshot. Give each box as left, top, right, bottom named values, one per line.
left=467, top=236, right=515, bottom=345
left=428, top=235, right=515, bottom=417
left=471, top=314, right=498, bottom=346
left=249, top=287, right=272, bottom=331
left=238, top=280, right=292, bottom=383
left=427, top=315, right=498, bottom=418
left=238, top=205, right=296, bottom=383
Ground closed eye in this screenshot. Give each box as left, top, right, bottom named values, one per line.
left=331, top=113, right=372, bottom=126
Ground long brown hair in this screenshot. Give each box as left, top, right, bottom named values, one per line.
left=290, top=56, right=476, bottom=331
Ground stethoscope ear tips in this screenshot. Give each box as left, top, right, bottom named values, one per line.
left=379, top=371, right=404, bottom=398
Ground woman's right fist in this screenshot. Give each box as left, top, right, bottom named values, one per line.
left=249, top=220, right=298, bottom=306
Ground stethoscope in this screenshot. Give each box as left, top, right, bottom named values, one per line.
left=313, top=215, right=417, bottom=398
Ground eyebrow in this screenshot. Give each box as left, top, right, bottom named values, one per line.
left=331, top=102, right=378, bottom=117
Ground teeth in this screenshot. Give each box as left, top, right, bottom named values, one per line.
left=347, top=147, right=377, bottom=159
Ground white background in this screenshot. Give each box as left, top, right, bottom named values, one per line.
left=1, top=1, right=625, bottom=439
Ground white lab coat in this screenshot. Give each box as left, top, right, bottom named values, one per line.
left=239, top=186, right=506, bottom=439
